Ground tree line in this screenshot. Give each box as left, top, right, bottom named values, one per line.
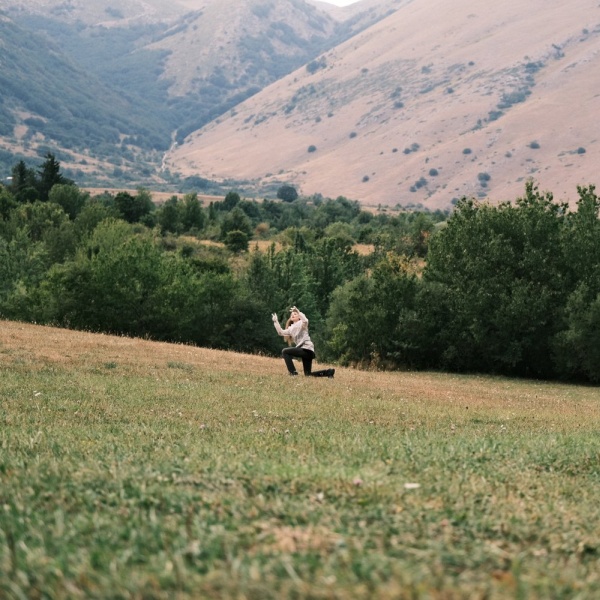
left=1, top=154, right=599, bottom=382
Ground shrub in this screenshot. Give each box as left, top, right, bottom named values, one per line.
left=577, top=147, right=586, bottom=154
left=529, top=141, right=540, bottom=149
left=224, top=230, right=249, bottom=253
left=307, top=145, right=317, bottom=153
left=429, top=168, right=439, bottom=177
left=276, top=185, right=298, bottom=202
left=463, top=148, right=472, bottom=155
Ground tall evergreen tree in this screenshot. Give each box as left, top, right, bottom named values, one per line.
left=10, top=160, right=38, bottom=203
left=37, top=153, right=70, bottom=203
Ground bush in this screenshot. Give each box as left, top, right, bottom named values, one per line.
left=306, top=57, right=326, bottom=74
left=307, top=145, right=317, bottom=153
left=276, top=185, right=298, bottom=203
left=225, top=230, right=249, bottom=253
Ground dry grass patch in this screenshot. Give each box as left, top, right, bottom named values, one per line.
left=1, top=320, right=599, bottom=599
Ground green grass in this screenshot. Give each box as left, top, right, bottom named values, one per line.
left=0, top=321, right=599, bottom=599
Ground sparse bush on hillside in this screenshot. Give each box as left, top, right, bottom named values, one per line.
left=497, top=88, right=530, bottom=109
left=307, top=145, right=317, bottom=153
left=529, top=141, right=541, bottom=149
left=306, top=57, right=327, bottom=74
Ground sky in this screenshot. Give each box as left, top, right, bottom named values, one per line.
left=319, top=0, right=362, bottom=6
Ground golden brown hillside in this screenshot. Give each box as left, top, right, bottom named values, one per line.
left=164, top=0, right=600, bottom=210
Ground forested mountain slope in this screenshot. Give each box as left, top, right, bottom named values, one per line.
left=0, top=0, right=395, bottom=189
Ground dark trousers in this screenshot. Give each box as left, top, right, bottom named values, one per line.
left=282, top=347, right=331, bottom=377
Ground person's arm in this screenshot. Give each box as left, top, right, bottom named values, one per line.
left=291, top=306, right=309, bottom=329
left=272, top=313, right=293, bottom=337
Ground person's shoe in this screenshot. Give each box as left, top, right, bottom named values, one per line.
left=327, top=369, right=335, bottom=378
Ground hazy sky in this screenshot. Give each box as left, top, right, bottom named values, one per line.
left=320, top=0, right=361, bottom=6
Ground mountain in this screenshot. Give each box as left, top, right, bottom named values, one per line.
left=0, top=11, right=175, bottom=183
left=1, top=0, right=599, bottom=208
left=164, top=0, right=600, bottom=210
left=1, top=0, right=378, bottom=187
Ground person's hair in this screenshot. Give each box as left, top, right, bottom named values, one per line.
left=284, top=316, right=294, bottom=346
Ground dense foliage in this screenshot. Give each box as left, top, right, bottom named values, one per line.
left=1, top=155, right=599, bottom=382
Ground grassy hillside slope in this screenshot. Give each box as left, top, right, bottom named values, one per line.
left=1, top=320, right=599, bottom=598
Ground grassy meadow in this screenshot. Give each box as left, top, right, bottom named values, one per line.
left=0, top=320, right=599, bottom=599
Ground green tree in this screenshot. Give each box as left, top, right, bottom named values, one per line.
left=323, top=253, right=418, bottom=366
left=0, top=228, right=50, bottom=320
left=157, top=196, right=181, bottom=234
left=9, top=201, right=71, bottom=244
left=114, top=188, right=154, bottom=224
left=73, top=200, right=117, bottom=240
left=49, top=184, right=89, bottom=220
left=552, top=186, right=600, bottom=381
left=181, top=192, right=205, bottom=232
left=0, top=186, right=17, bottom=221
left=220, top=207, right=253, bottom=240
left=421, top=182, right=569, bottom=377
left=224, top=230, right=249, bottom=253
left=10, top=160, right=38, bottom=203
left=46, top=220, right=164, bottom=335
left=245, top=245, right=321, bottom=337
left=222, top=191, right=241, bottom=211
left=37, top=153, right=70, bottom=203
left=277, top=185, right=298, bottom=202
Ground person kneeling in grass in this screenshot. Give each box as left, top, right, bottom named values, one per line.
left=272, top=306, right=335, bottom=378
